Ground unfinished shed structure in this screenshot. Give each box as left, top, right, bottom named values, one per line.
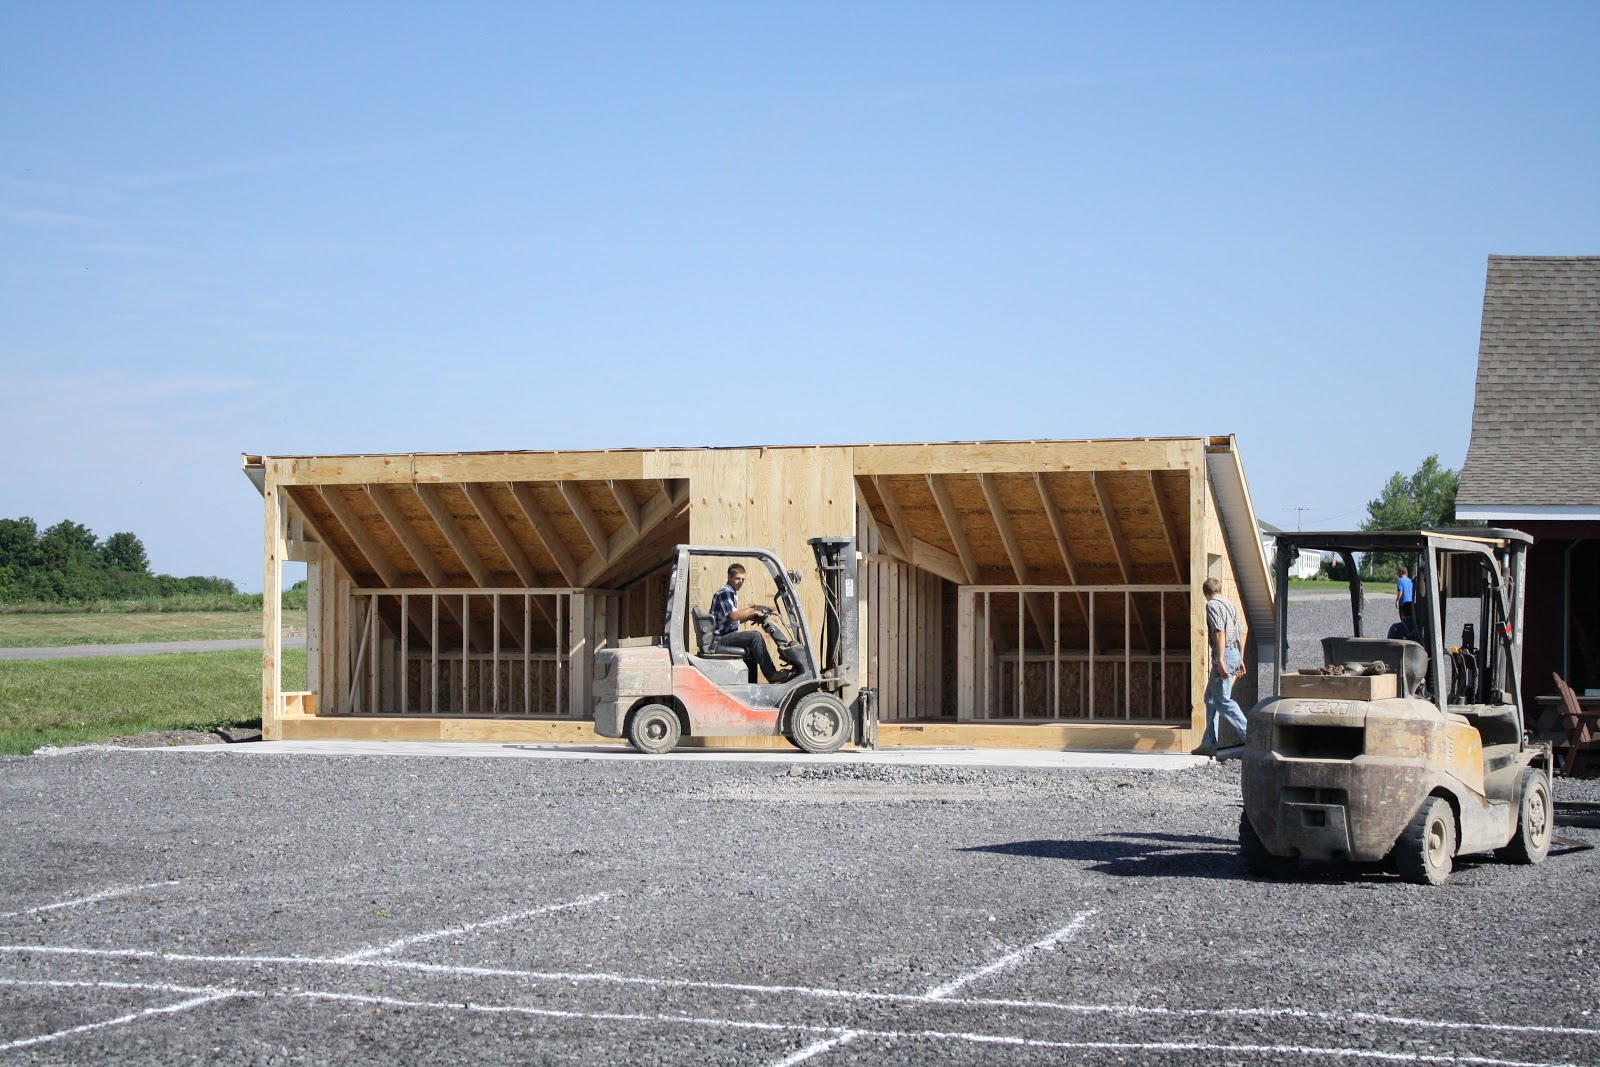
left=244, top=436, right=1270, bottom=751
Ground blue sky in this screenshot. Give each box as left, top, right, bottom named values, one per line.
left=2, top=4, right=1597, bottom=591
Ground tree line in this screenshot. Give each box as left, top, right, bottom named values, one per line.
left=0, top=517, right=238, bottom=603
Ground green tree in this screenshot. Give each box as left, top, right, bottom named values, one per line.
left=1362, top=454, right=1459, bottom=532
left=99, top=531, right=150, bottom=573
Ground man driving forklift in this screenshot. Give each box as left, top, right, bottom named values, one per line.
left=710, top=562, right=797, bottom=684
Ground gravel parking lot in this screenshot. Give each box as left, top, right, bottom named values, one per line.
left=3, top=744, right=1599, bottom=1066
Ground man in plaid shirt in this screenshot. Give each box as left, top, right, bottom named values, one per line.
left=709, top=562, right=788, bottom=683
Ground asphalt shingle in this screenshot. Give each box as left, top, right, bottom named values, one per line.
left=1457, top=255, right=1600, bottom=508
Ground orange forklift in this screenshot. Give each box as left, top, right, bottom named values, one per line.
left=591, top=537, right=876, bottom=754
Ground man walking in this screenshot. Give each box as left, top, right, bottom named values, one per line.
left=1199, top=577, right=1248, bottom=757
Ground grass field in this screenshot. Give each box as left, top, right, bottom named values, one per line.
left=0, top=649, right=307, bottom=755
left=1287, top=579, right=1398, bottom=593
left=0, top=610, right=308, bottom=648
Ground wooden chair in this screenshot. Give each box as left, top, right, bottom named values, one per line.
left=1553, top=672, right=1600, bottom=777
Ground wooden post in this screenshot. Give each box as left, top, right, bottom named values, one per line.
left=261, top=483, right=283, bottom=739
left=957, top=587, right=975, bottom=720
left=568, top=591, right=589, bottom=720
left=306, top=558, right=322, bottom=697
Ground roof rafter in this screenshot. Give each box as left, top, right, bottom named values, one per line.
left=1147, top=470, right=1185, bottom=583
left=1091, top=472, right=1153, bottom=650
left=559, top=482, right=610, bottom=562
left=978, top=473, right=1053, bottom=647
left=578, top=480, right=690, bottom=587
left=926, top=475, right=978, bottom=585
left=506, top=483, right=578, bottom=586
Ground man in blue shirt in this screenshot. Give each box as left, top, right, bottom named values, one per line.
left=1395, top=564, right=1414, bottom=616
left=709, top=563, right=788, bottom=684
left=1388, top=600, right=1421, bottom=643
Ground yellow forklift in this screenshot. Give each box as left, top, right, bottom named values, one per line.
left=1241, top=529, right=1553, bottom=885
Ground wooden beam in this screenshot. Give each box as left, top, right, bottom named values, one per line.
left=315, top=487, right=400, bottom=587
left=1033, top=473, right=1089, bottom=620
left=414, top=484, right=495, bottom=588
left=977, top=474, right=1052, bottom=647
left=1147, top=470, right=1185, bottom=583
left=927, top=474, right=978, bottom=585
left=364, top=485, right=449, bottom=588
left=855, top=476, right=906, bottom=560
left=1091, top=472, right=1153, bottom=650
left=283, top=489, right=377, bottom=588
left=608, top=481, right=642, bottom=534
left=869, top=474, right=967, bottom=584
left=462, top=483, right=538, bottom=586
left=462, top=483, right=557, bottom=627
left=873, top=476, right=915, bottom=559
left=507, top=483, right=579, bottom=586
left=559, top=482, right=610, bottom=561
left=578, top=480, right=689, bottom=587
left=309, top=487, right=442, bottom=653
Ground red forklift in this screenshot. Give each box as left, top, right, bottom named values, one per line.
left=592, top=536, right=876, bottom=754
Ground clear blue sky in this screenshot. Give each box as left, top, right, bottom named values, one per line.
left=3, top=4, right=1596, bottom=591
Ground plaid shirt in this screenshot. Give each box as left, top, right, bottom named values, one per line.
left=710, top=583, right=739, bottom=636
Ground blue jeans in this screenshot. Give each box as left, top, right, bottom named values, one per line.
left=1203, top=646, right=1247, bottom=750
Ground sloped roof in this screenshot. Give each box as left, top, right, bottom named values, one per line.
left=1458, top=255, right=1600, bottom=509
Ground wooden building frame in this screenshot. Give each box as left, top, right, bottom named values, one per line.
left=244, top=436, right=1270, bottom=751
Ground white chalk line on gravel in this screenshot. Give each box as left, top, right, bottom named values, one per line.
left=0, top=881, right=180, bottom=920
left=924, top=909, right=1096, bottom=1000
left=772, top=909, right=1098, bottom=1065
left=0, top=984, right=243, bottom=1053
left=332, top=892, right=612, bottom=962
left=4, top=941, right=1598, bottom=1042
left=0, top=974, right=1589, bottom=1067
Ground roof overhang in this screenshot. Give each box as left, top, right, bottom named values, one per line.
left=1457, top=505, right=1600, bottom=523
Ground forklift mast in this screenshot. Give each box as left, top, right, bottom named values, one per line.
left=808, top=536, right=859, bottom=694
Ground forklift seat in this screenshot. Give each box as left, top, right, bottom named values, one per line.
left=1321, top=637, right=1429, bottom=697
left=690, top=606, right=745, bottom=660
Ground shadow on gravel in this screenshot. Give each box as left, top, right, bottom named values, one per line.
left=968, top=836, right=1591, bottom=883
left=963, top=835, right=1250, bottom=880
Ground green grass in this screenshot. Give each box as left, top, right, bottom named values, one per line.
left=1287, top=579, right=1398, bottom=594
left=0, top=649, right=307, bottom=755
left=0, top=610, right=308, bottom=648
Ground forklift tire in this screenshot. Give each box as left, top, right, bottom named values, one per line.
left=788, top=693, right=852, bottom=754
left=627, top=704, right=681, bottom=755
left=1396, top=797, right=1456, bottom=886
left=1238, top=812, right=1297, bottom=877
left=1496, top=769, right=1553, bottom=865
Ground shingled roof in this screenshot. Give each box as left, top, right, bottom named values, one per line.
left=1457, top=255, right=1600, bottom=511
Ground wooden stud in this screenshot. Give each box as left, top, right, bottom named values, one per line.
left=262, top=484, right=283, bottom=738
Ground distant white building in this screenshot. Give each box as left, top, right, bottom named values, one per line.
left=1259, top=521, right=1324, bottom=579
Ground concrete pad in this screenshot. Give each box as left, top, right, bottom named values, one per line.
left=116, top=739, right=1210, bottom=771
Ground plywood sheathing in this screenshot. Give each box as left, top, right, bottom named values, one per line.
left=281, top=478, right=689, bottom=594
left=857, top=469, right=1191, bottom=586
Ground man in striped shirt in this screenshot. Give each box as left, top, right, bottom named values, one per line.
left=1200, top=577, right=1248, bottom=757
